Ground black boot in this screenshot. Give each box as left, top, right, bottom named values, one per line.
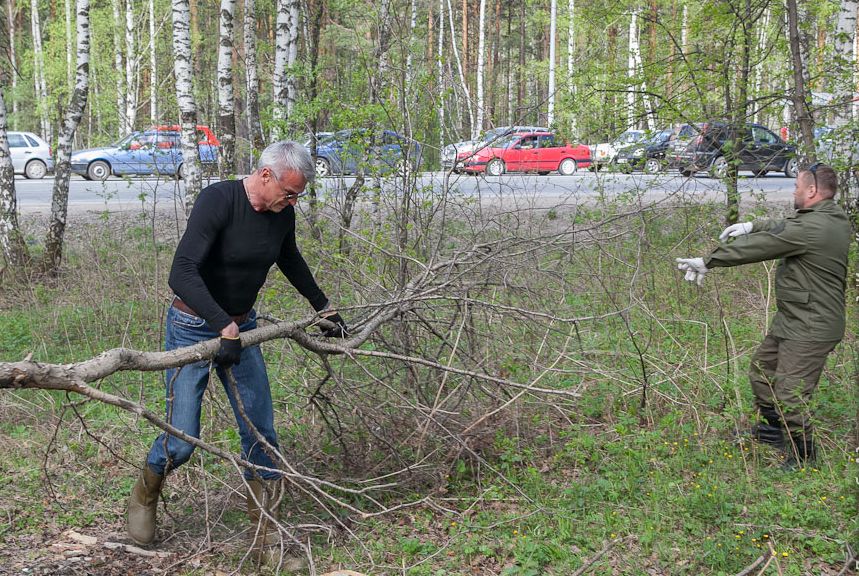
left=781, top=433, right=816, bottom=472
left=746, top=406, right=784, bottom=448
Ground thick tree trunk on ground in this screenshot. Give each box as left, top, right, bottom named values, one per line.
left=42, top=0, right=90, bottom=275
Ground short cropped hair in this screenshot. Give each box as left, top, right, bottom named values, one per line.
left=257, top=141, right=316, bottom=184
left=807, top=164, right=837, bottom=198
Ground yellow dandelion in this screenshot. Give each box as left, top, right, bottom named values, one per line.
left=781, top=552, right=789, bottom=557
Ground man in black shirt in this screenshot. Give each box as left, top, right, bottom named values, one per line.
left=127, top=141, right=347, bottom=555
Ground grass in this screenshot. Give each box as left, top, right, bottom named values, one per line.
left=0, top=194, right=856, bottom=575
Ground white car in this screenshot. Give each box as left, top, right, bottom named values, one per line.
left=441, top=125, right=547, bottom=172
left=7, top=131, right=54, bottom=179
left=589, top=129, right=645, bottom=170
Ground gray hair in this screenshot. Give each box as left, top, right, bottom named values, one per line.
left=257, top=140, right=316, bottom=183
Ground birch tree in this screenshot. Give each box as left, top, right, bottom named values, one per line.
left=244, top=0, right=264, bottom=158
left=148, top=0, right=158, bottom=124
left=475, top=0, right=487, bottom=138
left=0, top=92, right=29, bottom=268
left=567, top=0, right=576, bottom=134
left=65, top=0, right=73, bottom=87
left=42, top=0, right=90, bottom=275
left=217, top=0, right=237, bottom=176
left=786, top=0, right=815, bottom=161
left=286, top=0, right=299, bottom=118
left=272, top=0, right=291, bottom=139
left=7, top=1, right=17, bottom=127
left=831, top=0, right=858, bottom=203
left=547, top=0, right=557, bottom=126
left=627, top=8, right=639, bottom=129
left=30, top=0, right=50, bottom=142
left=112, top=0, right=127, bottom=135
left=125, top=0, right=138, bottom=131
left=437, top=0, right=445, bottom=152
left=171, top=0, right=202, bottom=212
left=446, top=0, right=474, bottom=137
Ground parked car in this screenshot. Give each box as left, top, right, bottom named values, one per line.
left=461, top=132, right=591, bottom=176
left=302, top=132, right=334, bottom=148
left=614, top=124, right=696, bottom=173
left=311, top=129, right=422, bottom=177
left=70, top=128, right=219, bottom=180
left=441, top=125, right=547, bottom=172
left=7, top=131, right=54, bottom=179
left=589, top=129, right=646, bottom=170
left=153, top=124, right=221, bottom=148
left=671, top=122, right=797, bottom=178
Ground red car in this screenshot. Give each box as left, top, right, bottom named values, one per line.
left=461, top=132, right=591, bottom=176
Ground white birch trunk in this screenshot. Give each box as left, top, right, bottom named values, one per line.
left=0, top=91, right=29, bottom=267
left=43, top=0, right=90, bottom=274
left=406, top=0, right=418, bottom=88
left=112, top=0, right=127, bottom=135
left=272, top=0, right=289, bottom=140
left=627, top=9, right=638, bottom=129
left=125, top=0, right=137, bottom=131
left=218, top=0, right=237, bottom=176
left=285, top=0, right=299, bottom=118
left=446, top=0, right=474, bottom=137
left=681, top=3, right=688, bottom=54
left=171, top=0, right=202, bottom=213
left=149, top=0, right=158, bottom=123
left=474, top=0, right=487, bottom=138
left=753, top=7, right=770, bottom=123
left=30, top=0, right=50, bottom=142
left=567, top=0, right=576, bottom=134
left=547, top=0, right=557, bottom=126
left=8, top=1, right=17, bottom=127
left=833, top=0, right=859, bottom=127
left=65, top=0, right=73, bottom=87
left=437, top=0, right=445, bottom=153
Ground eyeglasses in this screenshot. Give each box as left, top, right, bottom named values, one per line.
left=808, top=162, right=822, bottom=189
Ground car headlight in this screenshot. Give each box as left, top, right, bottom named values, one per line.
left=633, top=148, right=644, bottom=157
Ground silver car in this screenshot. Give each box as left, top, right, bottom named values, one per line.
left=8, top=131, right=54, bottom=179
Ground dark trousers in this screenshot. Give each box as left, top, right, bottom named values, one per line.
left=749, top=334, right=838, bottom=438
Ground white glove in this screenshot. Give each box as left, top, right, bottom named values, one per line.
left=718, top=222, right=753, bottom=242
left=676, top=257, right=708, bottom=286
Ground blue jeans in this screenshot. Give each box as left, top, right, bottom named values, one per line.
left=146, top=305, right=282, bottom=480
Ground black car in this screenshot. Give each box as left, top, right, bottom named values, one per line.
left=614, top=124, right=696, bottom=173
left=671, top=122, right=798, bottom=178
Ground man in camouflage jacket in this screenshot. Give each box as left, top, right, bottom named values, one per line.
left=676, top=163, right=850, bottom=470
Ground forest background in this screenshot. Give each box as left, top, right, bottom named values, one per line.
left=0, top=0, right=858, bottom=574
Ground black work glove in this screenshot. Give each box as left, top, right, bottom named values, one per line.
left=320, top=312, right=349, bottom=338
left=215, top=336, right=243, bottom=367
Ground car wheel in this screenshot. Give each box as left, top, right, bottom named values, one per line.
left=315, top=157, right=331, bottom=178
left=558, top=158, right=578, bottom=175
left=486, top=158, right=505, bottom=176
left=644, top=158, right=661, bottom=174
left=537, top=171, right=550, bottom=176
left=784, top=157, right=798, bottom=178
left=710, top=156, right=728, bottom=179
left=679, top=168, right=694, bottom=177
left=753, top=168, right=768, bottom=178
left=24, top=159, right=47, bottom=179
left=87, top=160, right=111, bottom=181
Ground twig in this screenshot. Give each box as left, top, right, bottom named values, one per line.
left=733, top=550, right=772, bottom=576
left=571, top=537, right=620, bottom=576
left=835, top=551, right=858, bottom=576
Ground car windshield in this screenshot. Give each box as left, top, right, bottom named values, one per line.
left=647, top=129, right=673, bottom=144
left=479, top=128, right=512, bottom=146
left=116, top=132, right=158, bottom=149
left=495, top=134, right=521, bottom=149
left=615, top=130, right=642, bottom=145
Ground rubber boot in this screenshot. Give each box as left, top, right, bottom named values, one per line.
left=748, top=406, right=785, bottom=448
left=246, top=478, right=306, bottom=571
left=782, top=433, right=816, bottom=472
left=127, top=464, right=164, bottom=546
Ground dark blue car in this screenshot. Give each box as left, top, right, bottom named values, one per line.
left=311, top=129, right=422, bottom=177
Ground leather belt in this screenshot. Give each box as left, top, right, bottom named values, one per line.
left=171, top=297, right=250, bottom=324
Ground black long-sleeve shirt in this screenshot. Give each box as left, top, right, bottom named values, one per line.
left=168, top=179, right=328, bottom=332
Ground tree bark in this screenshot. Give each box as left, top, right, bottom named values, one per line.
left=438, top=0, right=445, bottom=152
left=112, top=0, right=127, bottom=136
left=65, top=0, right=73, bottom=88
left=0, top=92, right=30, bottom=268
left=627, top=9, right=638, bottom=129
left=547, top=0, right=557, bottom=126
left=272, top=0, right=290, bottom=139
left=786, top=0, right=815, bottom=163
left=474, top=0, right=486, bottom=138
left=217, top=0, right=237, bottom=177
left=244, top=0, right=264, bottom=161
left=148, top=0, right=158, bottom=124
left=171, top=0, right=202, bottom=213
left=42, top=0, right=90, bottom=275
left=126, top=0, right=138, bottom=131
left=7, top=0, right=18, bottom=128
left=285, top=0, right=299, bottom=120
left=447, top=0, right=474, bottom=135
left=30, top=0, right=50, bottom=142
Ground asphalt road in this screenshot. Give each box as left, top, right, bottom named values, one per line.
left=13, top=170, right=797, bottom=213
